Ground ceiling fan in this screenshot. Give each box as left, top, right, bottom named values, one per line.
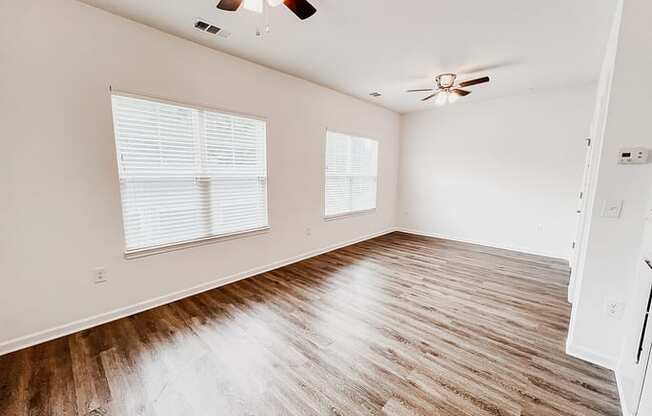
left=217, top=0, right=317, bottom=20
left=407, top=73, right=490, bottom=105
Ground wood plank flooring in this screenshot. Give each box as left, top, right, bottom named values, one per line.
left=0, top=232, right=621, bottom=416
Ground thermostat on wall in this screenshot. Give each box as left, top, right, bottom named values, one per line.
left=619, top=147, right=649, bottom=164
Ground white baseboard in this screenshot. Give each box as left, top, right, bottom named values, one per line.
left=565, top=339, right=618, bottom=371
left=0, top=228, right=397, bottom=357
left=397, top=227, right=569, bottom=261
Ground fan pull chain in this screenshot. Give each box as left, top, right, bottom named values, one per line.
left=256, top=0, right=271, bottom=37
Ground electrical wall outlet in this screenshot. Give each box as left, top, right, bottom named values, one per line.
left=305, top=227, right=312, bottom=236
left=93, top=267, right=107, bottom=284
left=605, top=299, right=625, bottom=320
left=618, top=147, right=649, bottom=164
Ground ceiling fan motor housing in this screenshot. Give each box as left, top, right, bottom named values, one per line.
left=435, top=73, right=457, bottom=89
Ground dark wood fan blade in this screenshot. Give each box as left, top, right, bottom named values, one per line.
left=217, top=0, right=243, bottom=11
left=458, top=76, right=490, bottom=88
left=421, top=92, right=439, bottom=102
left=284, top=0, right=317, bottom=20
left=451, top=89, right=471, bottom=96
left=407, top=88, right=434, bottom=93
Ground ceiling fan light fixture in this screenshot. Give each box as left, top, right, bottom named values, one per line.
left=435, top=73, right=456, bottom=89
left=218, top=0, right=317, bottom=20
left=448, top=92, right=460, bottom=104
left=243, top=0, right=284, bottom=13
left=435, top=92, right=448, bottom=106
left=243, top=0, right=263, bottom=13
left=407, top=72, right=489, bottom=104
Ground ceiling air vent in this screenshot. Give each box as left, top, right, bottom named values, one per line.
left=194, top=20, right=210, bottom=31
left=194, top=20, right=231, bottom=38
left=206, top=25, right=221, bottom=34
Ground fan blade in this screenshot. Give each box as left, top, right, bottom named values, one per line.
left=451, top=89, right=471, bottom=97
left=217, top=0, right=243, bottom=11
left=458, top=61, right=516, bottom=75
left=407, top=88, right=434, bottom=93
left=421, top=92, right=440, bottom=102
left=458, top=76, right=490, bottom=88
left=283, top=0, right=317, bottom=20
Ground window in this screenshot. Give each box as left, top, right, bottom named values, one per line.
left=111, top=93, right=268, bottom=254
left=324, top=131, right=378, bottom=218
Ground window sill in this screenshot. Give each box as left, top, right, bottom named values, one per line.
left=124, top=225, right=271, bottom=260
left=324, top=208, right=376, bottom=221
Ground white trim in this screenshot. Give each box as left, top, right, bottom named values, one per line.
left=322, top=129, right=379, bottom=219
left=124, top=226, right=271, bottom=259
left=110, top=87, right=268, bottom=122
left=565, top=338, right=618, bottom=370
left=324, top=208, right=376, bottom=221
left=325, top=127, right=377, bottom=144
left=616, top=371, right=633, bottom=416
left=109, top=89, right=273, bottom=257
left=397, top=228, right=569, bottom=261
left=0, top=228, right=397, bottom=357
left=567, top=0, right=624, bottom=308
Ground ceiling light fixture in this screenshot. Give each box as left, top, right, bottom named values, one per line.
left=218, top=0, right=317, bottom=20
left=243, top=0, right=262, bottom=13
left=242, top=0, right=283, bottom=37
left=435, top=73, right=456, bottom=89
left=435, top=92, right=448, bottom=106
left=243, top=0, right=283, bottom=13
left=407, top=72, right=491, bottom=105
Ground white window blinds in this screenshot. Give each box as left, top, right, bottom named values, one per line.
left=325, top=131, right=378, bottom=217
left=111, top=94, right=268, bottom=253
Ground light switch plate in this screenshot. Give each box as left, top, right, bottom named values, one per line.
left=602, top=200, right=623, bottom=218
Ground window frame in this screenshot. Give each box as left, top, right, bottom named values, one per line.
left=322, top=128, right=379, bottom=220
left=109, top=89, right=271, bottom=259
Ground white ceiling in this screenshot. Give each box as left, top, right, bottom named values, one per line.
left=78, top=0, right=617, bottom=113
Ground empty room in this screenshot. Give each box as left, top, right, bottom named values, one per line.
left=2, top=0, right=652, bottom=415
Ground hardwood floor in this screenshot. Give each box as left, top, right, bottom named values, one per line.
left=0, top=232, right=621, bottom=416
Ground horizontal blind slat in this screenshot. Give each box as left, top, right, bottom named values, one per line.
left=112, top=94, right=268, bottom=251
left=324, top=131, right=378, bottom=217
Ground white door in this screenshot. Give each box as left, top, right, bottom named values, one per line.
left=570, top=137, right=594, bottom=269
left=568, top=137, right=594, bottom=303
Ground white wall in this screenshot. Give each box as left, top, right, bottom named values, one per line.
left=0, top=0, right=400, bottom=352
left=567, top=0, right=652, bottom=376
left=398, top=87, right=596, bottom=259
